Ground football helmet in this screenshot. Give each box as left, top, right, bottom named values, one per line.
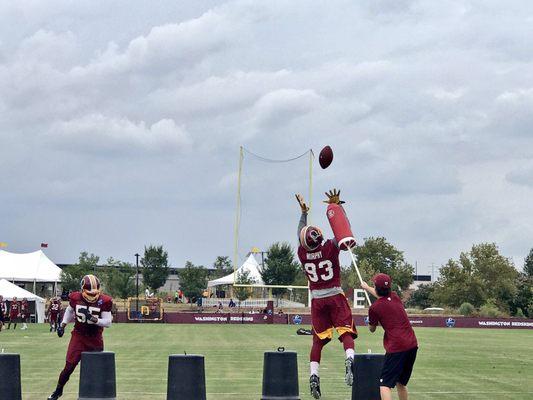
left=80, top=274, right=101, bottom=303
left=299, top=225, right=324, bottom=251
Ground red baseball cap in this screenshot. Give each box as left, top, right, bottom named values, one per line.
left=373, top=273, right=392, bottom=289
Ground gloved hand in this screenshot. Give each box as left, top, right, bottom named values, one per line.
left=323, top=189, right=345, bottom=205
left=79, top=307, right=96, bottom=323
left=295, top=194, right=310, bottom=213
left=57, top=325, right=65, bottom=338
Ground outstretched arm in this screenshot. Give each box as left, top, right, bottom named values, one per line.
left=298, top=213, right=307, bottom=238
left=361, top=281, right=378, bottom=299
left=295, top=194, right=309, bottom=239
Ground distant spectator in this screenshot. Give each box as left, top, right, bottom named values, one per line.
left=145, top=288, right=154, bottom=298
left=174, top=291, right=179, bottom=303
left=20, top=298, right=29, bottom=330
left=7, top=297, right=20, bottom=330
left=228, top=299, right=236, bottom=308
left=166, top=294, right=172, bottom=303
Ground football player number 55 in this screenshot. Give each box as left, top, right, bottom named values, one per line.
left=75, top=305, right=100, bottom=324
left=304, top=260, right=334, bottom=282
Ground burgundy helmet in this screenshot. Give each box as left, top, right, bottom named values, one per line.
left=80, top=274, right=101, bottom=303
left=299, top=225, right=324, bottom=251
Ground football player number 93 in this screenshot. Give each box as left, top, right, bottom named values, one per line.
left=304, top=260, right=334, bottom=282
left=75, top=305, right=100, bottom=324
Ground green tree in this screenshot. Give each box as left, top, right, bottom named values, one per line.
left=524, top=248, right=533, bottom=277
left=179, top=261, right=208, bottom=300
left=468, top=243, right=518, bottom=310
left=406, top=283, right=436, bottom=309
left=261, top=242, right=301, bottom=296
left=103, top=257, right=136, bottom=299
left=432, top=243, right=518, bottom=311
left=233, top=269, right=257, bottom=302
left=353, top=237, right=414, bottom=293
left=60, top=252, right=99, bottom=292
left=212, top=256, right=232, bottom=279
left=141, top=245, right=170, bottom=292
left=509, top=251, right=533, bottom=317
left=432, top=259, right=486, bottom=308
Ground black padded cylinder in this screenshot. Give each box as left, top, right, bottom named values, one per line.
left=261, top=350, right=300, bottom=400
left=78, top=352, right=116, bottom=400
left=167, top=355, right=206, bottom=400
left=351, top=353, right=385, bottom=400
left=0, top=353, right=22, bottom=400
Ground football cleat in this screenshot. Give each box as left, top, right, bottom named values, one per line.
left=309, top=374, right=321, bottom=399
left=345, top=357, right=354, bottom=386
left=47, top=386, right=63, bottom=399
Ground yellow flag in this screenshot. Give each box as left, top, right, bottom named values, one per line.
left=0, top=242, right=7, bottom=248
left=251, top=247, right=261, bottom=254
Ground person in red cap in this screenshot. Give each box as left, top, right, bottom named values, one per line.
left=361, top=273, right=418, bottom=400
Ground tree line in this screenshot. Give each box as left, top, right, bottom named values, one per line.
left=60, top=240, right=533, bottom=318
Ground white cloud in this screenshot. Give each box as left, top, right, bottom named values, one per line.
left=506, top=165, right=533, bottom=188
left=253, top=88, right=323, bottom=128
left=70, top=9, right=241, bottom=78
left=1, top=0, right=533, bottom=271
left=49, top=114, right=191, bottom=154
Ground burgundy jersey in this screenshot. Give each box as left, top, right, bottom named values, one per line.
left=49, top=302, right=62, bottom=316
left=9, top=302, right=20, bottom=318
left=298, top=239, right=341, bottom=291
left=69, top=291, right=113, bottom=337
left=21, top=301, right=29, bottom=314
left=368, top=292, right=418, bottom=353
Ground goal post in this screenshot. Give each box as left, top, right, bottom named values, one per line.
left=127, top=297, right=164, bottom=321
left=232, top=283, right=311, bottom=307
left=232, top=146, right=314, bottom=275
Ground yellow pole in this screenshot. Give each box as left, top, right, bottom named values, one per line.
left=233, top=146, right=244, bottom=283
left=308, top=149, right=314, bottom=224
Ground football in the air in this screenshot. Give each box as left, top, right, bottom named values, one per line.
left=319, top=145, right=333, bottom=169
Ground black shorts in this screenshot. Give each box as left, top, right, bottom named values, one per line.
left=380, top=347, right=418, bottom=388
left=0, top=314, right=4, bottom=322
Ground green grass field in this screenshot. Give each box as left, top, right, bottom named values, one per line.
left=1, top=324, right=532, bottom=400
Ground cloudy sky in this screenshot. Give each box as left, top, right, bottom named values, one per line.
left=1, top=0, right=532, bottom=275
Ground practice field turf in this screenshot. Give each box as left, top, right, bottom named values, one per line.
left=1, top=324, right=532, bottom=400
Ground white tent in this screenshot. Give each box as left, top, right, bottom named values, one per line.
left=0, top=250, right=62, bottom=282
left=207, top=254, right=264, bottom=287
left=0, top=279, right=46, bottom=322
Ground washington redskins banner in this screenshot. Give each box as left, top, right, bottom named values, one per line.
left=114, top=312, right=533, bottom=329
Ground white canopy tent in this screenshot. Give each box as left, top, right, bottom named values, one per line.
left=0, top=250, right=62, bottom=282
left=0, top=279, right=46, bottom=322
left=207, top=254, right=264, bottom=287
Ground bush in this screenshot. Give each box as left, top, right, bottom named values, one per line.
left=514, top=308, right=525, bottom=318
left=479, top=302, right=504, bottom=318
left=458, top=302, right=475, bottom=316
left=406, top=284, right=435, bottom=309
